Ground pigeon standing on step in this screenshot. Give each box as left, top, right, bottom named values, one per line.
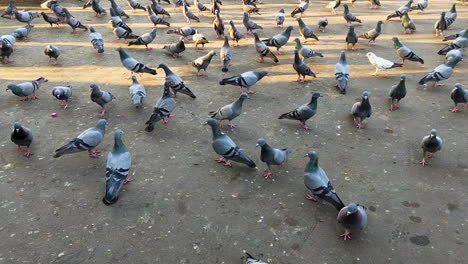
left=109, top=0, right=129, bottom=18
left=294, top=38, right=323, bottom=59
left=63, top=8, right=88, bottom=34
left=366, top=52, right=403, bottom=77
left=276, top=8, right=285, bottom=27
left=386, top=0, right=413, bottom=20
left=229, top=20, right=244, bottom=46
left=89, top=27, right=104, bottom=53
left=297, top=17, right=318, bottom=41
left=438, top=30, right=468, bottom=55
left=278, top=92, right=321, bottom=130
left=183, top=3, right=199, bottom=23
left=147, top=6, right=170, bottom=27
left=127, top=0, right=146, bottom=11
left=193, top=30, right=208, bottom=49
left=192, top=50, right=216, bottom=76
left=1, top=41, right=14, bottom=64
left=345, top=25, right=358, bottom=50
left=213, top=10, right=224, bottom=39
left=291, top=0, right=309, bottom=17
left=83, top=0, right=107, bottom=17
left=318, top=17, right=328, bottom=32
left=410, top=0, right=428, bottom=12
left=128, top=28, right=157, bottom=50
left=41, top=12, right=61, bottom=27
left=389, top=74, right=407, bottom=111
left=418, top=57, right=461, bottom=86
left=401, top=13, right=416, bottom=34
left=11, top=122, right=33, bottom=157
left=392, top=37, right=423, bottom=64
left=44, top=44, right=61, bottom=64
left=13, top=10, right=39, bottom=25
left=292, top=50, right=316, bottom=82
left=166, top=27, right=196, bottom=40
left=243, top=12, right=263, bottom=35
left=434, top=12, right=447, bottom=37
left=419, top=129, right=443, bottom=166
left=118, top=47, right=157, bottom=75
left=1, top=0, right=16, bottom=19
left=254, top=33, right=278, bottom=63
left=343, top=4, right=361, bottom=27
left=359, top=21, right=382, bottom=46
left=220, top=36, right=233, bottom=72
left=262, top=25, right=293, bottom=54
left=445, top=4, right=457, bottom=28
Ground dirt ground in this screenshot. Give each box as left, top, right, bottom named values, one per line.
left=0, top=0, right=467, bottom=263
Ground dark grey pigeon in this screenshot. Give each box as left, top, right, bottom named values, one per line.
left=147, top=5, right=170, bottom=27
left=11, top=122, right=33, bottom=157
left=109, top=0, right=129, bottom=18
left=129, top=75, right=146, bottom=108
left=297, top=18, right=318, bottom=41
left=220, top=36, right=233, bottom=72
left=128, top=28, right=157, bottom=50
left=418, top=57, right=461, bottom=86
left=389, top=74, right=406, bottom=111
left=89, top=26, right=104, bottom=53
left=113, top=26, right=139, bottom=42
left=351, top=91, right=371, bottom=129
left=392, top=37, right=424, bottom=64
left=209, top=93, right=249, bottom=128
left=243, top=252, right=269, bottom=264
left=127, top=0, right=146, bottom=11
left=163, top=37, right=185, bottom=57
left=195, top=0, right=208, bottom=13
left=110, top=8, right=132, bottom=32
left=343, top=4, right=361, bottom=26
left=254, top=33, right=278, bottom=63
left=150, top=0, right=170, bottom=17
left=63, top=8, right=88, bottom=34
left=83, top=0, right=106, bottom=17
left=103, top=129, right=133, bottom=205
left=450, top=83, right=468, bottom=113
left=192, top=50, right=216, bottom=76
left=275, top=8, right=285, bottom=27
left=442, top=29, right=466, bottom=41
left=1, top=41, right=14, bottom=64
left=166, top=27, right=195, bottom=40
left=256, top=138, right=291, bottom=178
left=183, top=3, right=199, bottom=23
left=279, top=92, right=321, bottom=130
left=53, top=119, right=107, bottom=158
left=294, top=38, right=322, bottom=59
left=304, top=151, right=345, bottom=211
left=419, top=129, right=443, bottom=166
left=13, top=10, right=39, bottom=25
left=90, top=83, right=115, bottom=117
left=13, top=25, right=33, bottom=39
left=243, top=12, right=263, bottom=35
left=337, top=203, right=368, bottom=240
left=52, top=86, right=72, bottom=109
left=213, top=10, right=224, bottom=39
left=1, top=0, right=16, bottom=19
left=41, top=12, right=61, bottom=27
left=118, top=47, right=157, bottom=75
left=145, top=84, right=176, bottom=132
left=345, top=25, right=358, bottom=50
left=386, top=0, right=412, bottom=20
left=220, top=70, right=268, bottom=94
left=445, top=4, right=457, bottom=28
left=335, top=51, right=349, bottom=94
left=262, top=25, right=293, bottom=54
left=359, top=21, right=382, bottom=46
left=205, top=119, right=256, bottom=168
left=7, top=77, right=48, bottom=101
left=158, top=64, right=196, bottom=98
left=293, top=49, right=316, bottom=83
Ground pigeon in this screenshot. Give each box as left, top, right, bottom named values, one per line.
left=410, top=0, right=428, bottom=12
left=278, top=92, right=321, bottom=130
left=129, top=75, right=146, bottom=108
left=145, top=84, right=176, bottom=132
left=229, top=20, right=244, bottom=46
left=6, top=77, right=47, bottom=101
left=294, top=38, right=322, bottom=59
left=351, top=91, right=371, bottom=129
left=326, top=0, right=341, bottom=15
left=11, top=122, right=33, bottom=157
left=90, top=83, right=115, bottom=117
left=127, top=0, right=146, bottom=11
left=450, top=83, right=468, bottom=112
left=419, top=129, right=443, bottom=166
left=183, top=3, right=199, bottom=23
left=158, top=64, right=196, bottom=98
left=434, top=12, right=447, bottom=37
left=318, top=17, right=328, bottom=32
left=276, top=8, right=285, bottom=27
left=41, top=12, right=61, bottom=27
left=209, top=93, right=249, bottom=128
left=401, top=13, right=416, bottom=34
left=445, top=48, right=463, bottom=63
left=113, top=26, right=139, bottom=42
left=110, top=8, right=132, bottom=32
left=366, top=52, right=403, bottom=77
left=103, top=129, right=132, bottom=205
left=192, top=50, right=216, bottom=76
left=220, top=70, right=268, bottom=94
left=194, top=0, right=208, bottom=13
left=254, top=33, right=278, bottom=63
left=0, top=41, right=14, bottom=64
left=392, top=37, right=423, bottom=64
left=147, top=6, right=170, bottom=27
left=337, top=203, right=368, bottom=240
left=0, top=34, right=16, bottom=46
left=83, top=0, right=107, bottom=17
left=438, top=30, right=468, bottom=55
left=63, top=8, right=88, bottom=34
left=172, top=0, right=190, bottom=9
left=243, top=253, right=269, bottom=264
left=44, top=44, right=60, bottom=64
left=109, top=0, right=129, bottom=18
left=256, top=138, right=291, bottom=178
left=418, top=57, right=461, bottom=86
left=210, top=0, right=220, bottom=15
left=297, top=18, right=318, bottom=41
left=193, top=30, right=208, bottom=49
left=303, top=151, right=345, bottom=210
left=293, top=49, right=316, bottom=82
left=335, top=50, right=349, bottom=94
left=128, top=28, right=157, bottom=50
left=262, top=25, right=293, bottom=54
left=118, top=47, right=157, bottom=75
left=13, top=10, right=39, bottom=25
left=345, top=25, right=358, bottom=50
left=291, top=0, right=309, bottom=17
left=243, top=12, right=263, bottom=35
left=150, top=0, right=170, bottom=17
left=12, top=25, right=33, bottom=40
left=343, top=4, right=361, bottom=26
left=52, top=86, right=73, bottom=109
left=42, top=0, right=66, bottom=19
left=160, top=0, right=172, bottom=4
left=213, top=10, right=224, bottom=39
left=205, top=119, right=257, bottom=168
left=242, top=3, right=260, bottom=15
left=359, top=21, right=382, bottom=46
left=53, top=119, right=107, bottom=159
left=445, top=4, right=457, bottom=28
left=386, top=0, right=413, bottom=20
left=369, top=0, right=381, bottom=9
left=163, top=37, right=185, bottom=57
left=166, top=27, right=196, bottom=40
left=89, top=27, right=104, bottom=53
left=220, top=36, right=233, bottom=72
left=1, top=0, right=16, bottom=19
left=443, top=29, right=466, bottom=41
left=389, top=74, right=407, bottom=111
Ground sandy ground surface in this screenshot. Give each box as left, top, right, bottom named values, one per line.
left=0, top=0, right=467, bottom=263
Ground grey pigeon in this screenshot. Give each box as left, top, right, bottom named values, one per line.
left=343, top=4, right=361, bottom=26
left=11, top=122, right=33, bottom=157
left=145, top=84, right=176, bottom=132
left=262, top=25, right=293, bottom=54
left=163, top=36, right=185, bottom=57
left=293, top=49, right=316, bottom=82
left=192, top=50, right=216, bottom=76
left=63, top=8, right=88, bottom=34
left=205, top=119, right=256, bottom=168
left=166, top=27, right=195, bottom=40
left=150, top=0, right=170, bottom=17
left=318, top=17, right=328, bottom=33
left=127, top=0, right=146, bottom=11
left=450, top=83, right=467, bottom=113
left=193, top=30, right=208, bottom=49
left=337, top=203, right=368, bottom=240
left=90, top=83, right=115, bottom=117
left=44, top=44, right=60, bottom=64
left=110, top=7, right=132, bottom=31
left=389, top=74, right=406, bottom=111
left=52, top=86, right=72, bottom=109
left=209, top=93, right=249, bottom=128
left=359, top=21, right=382, bottom=46
left=386, top=0, right=413, bottom=20
left=172, top=0, right=190, bottom=9
left=83, top=0, right=107, bottom=17
left=118, top=47, right=157, bottom=75
left=147, top=5, right=170, bottom=27
left=158, top=63, right=196, bottom=98
left=113, top=26, right=139, bottom=42
left=351, top=91, right=371, bottom=129
left=243, top=253, right=269, bottom=264
left=410, top=0, right=428, bottom=12
left=194, top=0, right=208, bottom=13
left=297, top=18, right=318, bottom=41
left=213, top=10, right=224, bottom=39
left=294, top=38, right=323, bottom=59
left=89, top=27, right=104, bottom=53
left=392, top=37, right=424, bottom=64
left=183, top=3, right=199, bottom=23
left=345, top=25, right=358, bottom=50
left=1, top=0, right=16, bottom=19
left=418, top=57, right=461, bottom=86
left=229, top=20, right=244, bottom=46
left=13, top=10, right=39, bottom=25
left=109, top=0, right=129, bottom=18
left=303, top=151, right=345, bottom=211
left=445, top=48, right=463, bottom=63
left=220, top=36, right=233, bottom=72
left=13, top=25, right=33, bottom=39
left=53, top=119, right=107, bottom=158
left=445, top=4, right=457, bottom=28
left=1, top=34, right=16, bottom=46
left=419, top=129, right=443, bottom=166
left=7, top=77, right=48, bottom=101
left=443, top=29, right=466, bottom=41
left=243, top=12, right=263, bottom=35
left=369, top=0, right=381, bottom=9
left=43, top=0, right=66, bottom=19
left=278, top=92, right=321, bottom=130
left=254, top=33, right=278, bottom=63
left=256, top=138, right=291, bottom=178
left=128, top=28, right=157, bottom=50
left=129, top=75, right=146, bottom=108
left=438, top=30, right=468, bottom=55
left=401, top=13, right=416, bottom=34
left=103, top=129, right=133, bottom=205
left=434, top=12, right=447, bottom=37
left=220, top=70, right=268, bottom=94
left=335, top=50, right=349, bottom=94
left=291, top=0, right=309, bottom=17
left=276, top=8, right=285, bottom=27
left=41, top=12, right=61, bottom=27
left=1, top=41, right=14, bottom=64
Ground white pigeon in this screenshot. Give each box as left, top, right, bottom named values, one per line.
left=366, top=52, right=403, bottom=77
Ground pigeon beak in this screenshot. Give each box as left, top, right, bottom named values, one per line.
left=203, top=122, right=208, bottom=126
left=15, top=129, right=19, bottom=133
left=255, top=144, right=259, bottom=148
left=304, top=154, right=308, bottom=157
left=364, top=96, right=368, bottom=100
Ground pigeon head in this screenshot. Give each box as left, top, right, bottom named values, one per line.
left=256, top=138, right=266, bottom=147
left=284, top=26, right=294, bottom=34
left=205, top=119, right=219, bottom=127
left=311, top=92, right=322, bottom=100
left=430, top=129, right=438, bottom=138
left=440, top=12, right=446, bottom=19
left=53, top=88, right=63, bottom=97
left=377, top=20, right=383, bottom=25
left=400, top=74, right=406, bottom=80
left=239, top=93, right=249, bottom=100
left=450, top=3, right=456, bottom=12
left=14, top=122, right=22, bottom=132
left=343, top=3, right=349, bottom=11
left=157, top=63, right=168, bottom=70
left=90, top=26, right=96, bottom=33
left=279, top=8, right=284, bottom=13
left=229, top=20, right=234, bottom=26
left=346, top=203, right=358, bottom=215
left=362, top=91, right=369, bottom=100
left=131, top=75, right=137, bottom=82
left=257, top=70, right=268, bottom=78
left=454, top=83, right=462, bottom=90
left=90, top=83, right=99, bottom=90
left=339, top=50, right=347, bottom=62
left=243, top=12, right=248, bottom=17
left=392, top=37, right=402, bottom=48
left=366, top=52, right=375, bottom=59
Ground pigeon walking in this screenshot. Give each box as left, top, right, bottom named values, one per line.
left=13, top=25, right=33, bottom=40
left=11, top=122, right=33, bottom=157
left=386, top=0, right=413, bottom=20
left=292, top=50, right=316, bottom=82
left=345, top=25, right=358, bottom=50
left=438, top=30, right=468, bottom=55
left=326, top=0, right=341, bottom=15
left=1, top=41, right=14, bottom=64
left=182, top=3, right=199, bottom=23
left=129, top=75, right=146, bottom=108
left=243, top=12, right=263, bottom=35
left=392, top=37, right=423, bottom=64
left=419, top=129, right=443, bottom=166
left=445, top=4, right=457, bottom=28
left=166, top=27, right=196, bottom=40
left=52, top=86, right=73, bottom=109
left=254, top=33, right=278, bottom=63
left=13, top=10, right=39, bottom=25
left=318, top=17, right=328, bottom=32
left=192, top=50, right=216, bottom=76
left=401, top=13, right=416, bottom=34
left=41, top=12, right=61, bottom=27
left=337, top=203, right=368, bottom=240
left=262, top=25, right=293, bottom=54
left=128, top=28, right=157, bottom=50
left=279, top=92, right=321, bottom=130
left=418, top=57, right=461, bottom=86
left=343, top=4, right=361, bottom=26
left=44, top=44, right=60, bottom=64
left=294, top=38, right=323, bottom=59
left=220, top=70, right=268, bottom=94
left=109, top=0, right=129, bottom=18
left=291, top=0, right=309, bottom=17
left=118, top=47, right=157, bottom=75
left=369, top=0, right=381, bottom=9
left=220, top=36, right=233, bottom=72
left=63, top=8, right=88, bottom=34
left=434, top=12, right=447, bottom=37
left=335, top=50, right=350, bottom=94
left=256, top=138, right=291, bottom=178
left=193, top=30, right=208, bottom=49
left=150, top=0, right=170, bottom=17
left=351, top=91, right=371, bottom=129
left=366, top=52, right=403, bottom=77
left=389, top=74, right=407, bottom=111
left=275, top=8, right=285, bottom=27
left=410, top=0, right=428, bottom=12
left=1, top=0, right=16, bottom=19
left=145, top=84, right=176, bottom=132
left=83, top=0, right=107, bottom=17
left=213, top=10, right=224, bottom=39
left=297, top=17, right=318, bottom=41
left=90, top=83, right=115, bottom=117
left=359, top=21, right=382, bottom=46
left=450, top=83, right=468, bottom=112
left=443, top=29, right=466, bottom=41
left=89, top=27, right=104, bottom=53
left=127, top=0, right=146, bottom=11
left=158, top=64, right=196, bottom=98
left=194, top=0, right=208, bottom=13
left=163, top=37, right=185, bottom=57
left=6, top=77, right=47, bottom=101
left=229, top=20, right=244, bottom=47
left=209, top=93, right=249, bottom=128
left=113, top=26, right=139, bottom=42
left=110, top=8, right=132, bottom=31
left=147, top=6, right=170, bottom=27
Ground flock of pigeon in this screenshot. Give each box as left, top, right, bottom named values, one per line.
left=0, top=0, right=466, bottom=261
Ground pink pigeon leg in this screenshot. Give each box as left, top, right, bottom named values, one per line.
left=124, top=178, right=134, bottom=184
left=31, top=94, right=38, bottom=99
left=20, top=97, right=29, bottom=101
left=339, top=230, right=352, bottom=240
left=16, top=145, right=23, bottom=152
left=70, top=30, right=77, bottom=34
left=215, top=157, right=225, bottom=163
left=89, top=150, right=101, bottom=158
left=451, top=106, right=459, bottom=112
left=427, top=152, right=435, bottom=158
left=306, top=194, right=317, bottom=201
left=24, top=148, right=32, bottom=157
left=146, top=47, right=153, bottom=50
left=419, top=158, right=428, bottom=166
left=4, top=59, right=14, bottom=64
left=394, top=104, right=399, bottom=109
left=223, top=161, right=232, bottom=167
left=228, top=121, right=237, bottom=128
left=247, top=90, right=255, bottom=94
left=300, top=121, right=311, bottom=130
left=99, top=109, right=106, bottom=117
left=263, top=171, right=272, bottom=178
